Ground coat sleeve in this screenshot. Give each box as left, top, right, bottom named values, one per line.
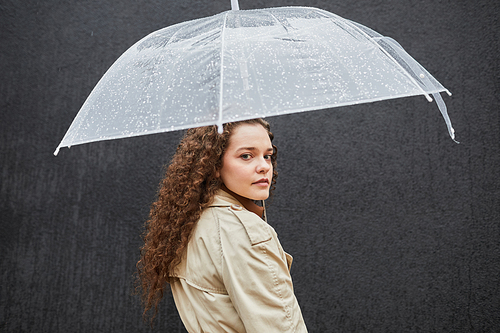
left=218, top=208, right=308, bottom=333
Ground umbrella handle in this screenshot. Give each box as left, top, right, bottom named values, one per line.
left=231, top=0, right=239, bottom=10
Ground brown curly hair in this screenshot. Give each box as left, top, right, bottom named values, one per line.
left=136, top=118, right=278, bottom=322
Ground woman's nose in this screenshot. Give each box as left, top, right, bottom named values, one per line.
left=256, top=157, right=271, bottom=173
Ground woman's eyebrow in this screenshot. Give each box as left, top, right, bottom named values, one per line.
left=235, top=147, right=273, bottom=152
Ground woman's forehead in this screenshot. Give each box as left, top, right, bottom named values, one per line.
left=228, top=124, right=272, bottom=149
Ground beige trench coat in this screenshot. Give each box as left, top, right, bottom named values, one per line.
left=171, top=190, right=307, bottom=333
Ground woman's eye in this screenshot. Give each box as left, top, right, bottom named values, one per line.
left=240, top=154, right=251, bottom=160
left=264, top=154, right=272, bottom=160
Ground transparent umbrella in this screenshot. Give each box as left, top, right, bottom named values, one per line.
left=54, top=2, right=456, bottom=155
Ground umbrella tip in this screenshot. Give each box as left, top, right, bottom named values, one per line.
left=53, top=147, right=60, bottom=156
left=450, top=127, right=460, bottom=144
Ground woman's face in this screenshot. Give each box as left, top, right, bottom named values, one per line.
left=220, top=124, right=274, bottom=201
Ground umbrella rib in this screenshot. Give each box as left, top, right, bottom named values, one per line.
left=341, top=18, right=457, bottom=141
left=343, top=19, right=433, bottom=102
left=266, top=11, right=290, bottom=33
left=217, top=12, right=229, bottom=134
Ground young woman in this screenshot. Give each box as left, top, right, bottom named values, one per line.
left=137, top=119, right=307, bottom=332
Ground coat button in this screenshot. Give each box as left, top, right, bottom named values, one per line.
left=231, top=204, right=243, bottom=211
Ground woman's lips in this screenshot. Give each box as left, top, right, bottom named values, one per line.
left=253, top=179, right=269, bottom=186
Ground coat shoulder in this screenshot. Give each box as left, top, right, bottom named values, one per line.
left=207, top=205, right=272, bottom=246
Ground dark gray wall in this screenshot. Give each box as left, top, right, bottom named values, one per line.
left=1, top=0, right=499, bottom=332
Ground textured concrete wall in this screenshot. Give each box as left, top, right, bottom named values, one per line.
left=1, top=0, right=499, bottom=332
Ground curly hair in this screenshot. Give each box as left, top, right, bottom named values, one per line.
left=136, top=118, right=278, bottom=322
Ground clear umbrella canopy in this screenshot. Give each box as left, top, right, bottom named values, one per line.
left=54, top=5, right=455, bottom=155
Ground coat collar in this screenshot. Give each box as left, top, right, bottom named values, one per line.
left=210, top=189, right=243, bottom=207
left=211, top=189, right=268, bottom=222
